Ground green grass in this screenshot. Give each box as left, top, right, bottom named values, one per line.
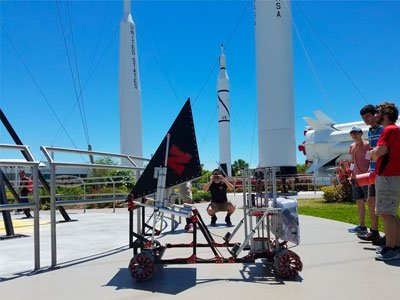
left=297, top=198, right=396, bottom=232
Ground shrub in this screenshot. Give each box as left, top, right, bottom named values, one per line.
left=333, top=160, right=352, bottom=202
left=321, top=160, right=353, bottom=203
left=192, top=191, right=211, bottom=203
left=234, top=187, right=243, bottom=193
left=321, top=186, right=341, bottom=203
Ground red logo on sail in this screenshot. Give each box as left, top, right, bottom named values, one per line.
left=167, top=144, right=192, bottom=175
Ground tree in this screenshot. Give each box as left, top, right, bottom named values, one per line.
left=296, top=163, right=308, bottom=174
left=90, top=157, right=117, bottom=178
left=193, top=164, right=211, bottom=183
left=232, top=159, right=249, bottom=176
left=89, top=156, right=135, bottom=189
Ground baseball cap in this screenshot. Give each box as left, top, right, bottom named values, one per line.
left=212, top=169, right=221, bottom=175
left=350, top=126, right=363, bottom=134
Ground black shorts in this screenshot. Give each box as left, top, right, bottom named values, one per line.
left=352, top=183, right=368, bottom=201
left=368, top=184, right=376, bottom=198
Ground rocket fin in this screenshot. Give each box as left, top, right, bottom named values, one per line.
left=314, top=110, right=336, bottom=126
left=306, top=158, right=332, bottom=174
left=303, top=117, right=328, bottom=130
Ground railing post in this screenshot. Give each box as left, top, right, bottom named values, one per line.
left=112, top=179, right=116, bottom=213
left=313, top=176, right=316, bottom=194
left=83, top=182, right=86, bottom=213
left=50, top=162, right=57, bottom=267
left=291, top=176, right=295, bottom=192
left=32, top=164, right=40, bottom=271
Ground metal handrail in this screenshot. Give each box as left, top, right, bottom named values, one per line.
left=41, top=145, right=150, bottom=162
left=0, top=203, right=36, bottom=211
left=54, top=197, right=127, bottom=206
left=40, top=145, right=148, bottom=267
left=0, top=144, right=36, bottom=161
left=42, top=161, right=144, bottom=170
left=41, top=145, right=149, bottom=168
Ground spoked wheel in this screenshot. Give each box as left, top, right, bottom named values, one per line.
left=273, top=249, right=303, bottom=279
left=128, top=252, right=155, bottom=281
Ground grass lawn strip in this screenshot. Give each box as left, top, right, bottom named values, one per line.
left=297, top=198, right=400, bottom=233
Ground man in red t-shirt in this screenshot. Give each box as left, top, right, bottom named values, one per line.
left=370, top=102, right=400, bottom=261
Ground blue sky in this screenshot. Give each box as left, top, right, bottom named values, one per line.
left=1, top=0, right=399, bottom=170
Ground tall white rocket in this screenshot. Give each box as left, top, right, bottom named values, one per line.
left=217, top=45, right=232, bottom=177
left=255, top=0, right=296, bottom=174
left=119, top=0, right=143, bottom=166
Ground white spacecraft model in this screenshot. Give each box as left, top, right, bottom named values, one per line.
left=299, top=110, right=400, bottom=173
left=119, top=0, right=143, bottom=166
left=217, top=45, right=232, bottom=177
left=255, top=0, right=297, bottom=174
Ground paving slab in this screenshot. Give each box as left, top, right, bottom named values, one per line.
left=1, top=194, right=399, bottom=300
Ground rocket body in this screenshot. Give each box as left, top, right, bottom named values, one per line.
left=217, top=46, right=232, bottom=176
left=255, top=0, right=296, bottom=174
left=119, top=0, right=143, bottom=166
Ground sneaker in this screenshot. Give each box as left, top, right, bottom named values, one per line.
left=225, top=215, right=232, bottom=226
left=348, top=225, right=368, bottom=234
left=372, top=235, right=386, bottom=246
left=210, top=215, right=217, bottom=226
left=375, top=247, right=400, bottom=261
left=357, top=230, right=380, bottom=242
left=375, top=246, right=384, bottom=254
left=374, top=245, right=398, bottom=254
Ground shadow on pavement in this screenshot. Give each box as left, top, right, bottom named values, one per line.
left=196, top=262, right=302, bottom=286
left=105, top=267, right=197, bottom=294
left=239, top=262, right=302, bottom=284
left=0, top=245, right=130, bottom=283
left=384, top=260, right=400, bottom=267
left=105, top=261, right=302, bottom=294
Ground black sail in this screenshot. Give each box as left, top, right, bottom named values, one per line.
left=129, top=98, right=201, bottom=199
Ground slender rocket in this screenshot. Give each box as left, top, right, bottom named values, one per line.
left=255, top=0, right=296, bottom=174
left=119, top=0, right=143, bottom=165
left=217, top=45, right=232, bottom=176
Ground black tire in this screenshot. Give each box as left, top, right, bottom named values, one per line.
left=273, top=249, right=303, bottom=279
left=128, top=252, right=155, bottom=281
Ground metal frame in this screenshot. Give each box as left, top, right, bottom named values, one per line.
left=127, top=166, right=303, bottom=281
left=40, top=145, right=147, bottom=267
left=1, top=110, right=72, bottom=221
left=0, top=144, right=40, bottom=271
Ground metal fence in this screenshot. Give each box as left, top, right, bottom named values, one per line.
left=40, top=146, right=149, bottom=267
left=4, top=174, right=136, bottom=211
left=0, top=144, right=40, bottom=271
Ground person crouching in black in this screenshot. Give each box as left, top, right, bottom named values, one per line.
left=203, top=169, right=235, bottom=226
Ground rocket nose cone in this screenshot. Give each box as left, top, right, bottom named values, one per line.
left=125, top=13, right=134, bottom=23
